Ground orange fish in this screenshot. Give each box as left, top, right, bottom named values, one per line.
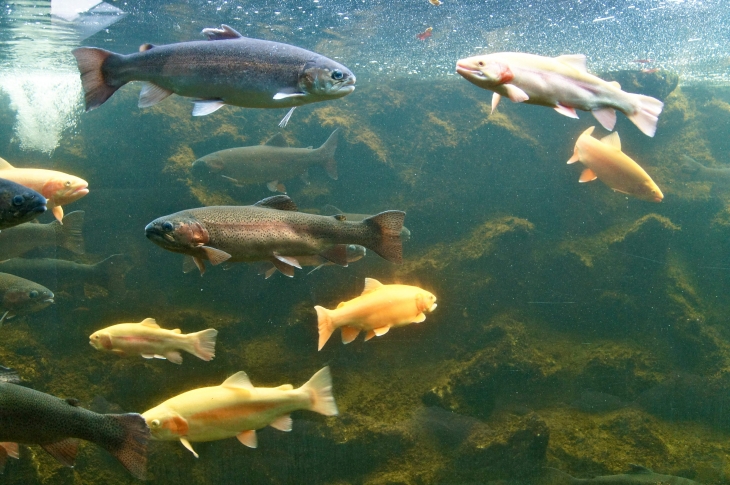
left=315, top=278, right=437, bottom=350
left=0, top=157, right=88, bottom=222
left=417, top=27, right=433, bottom=41
left=142, top=367, right=337, bottom=457
left=567, top=126, right=663, bottom=202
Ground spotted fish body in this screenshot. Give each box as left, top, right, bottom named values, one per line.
left=145, top=196, right=404, bottom=276
left=0, top=382, right=149, bottom=479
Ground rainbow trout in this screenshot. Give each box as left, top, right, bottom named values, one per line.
left=0, top=273, right=54, bottom=326
left=0, top=178, right=46, bottom=230
left=0, top=382, right=149, bottom=479
left=0, top=210, right=84, bottom=260
left=72, top=24, right=355, bottom=125
left=192, top=130, right=339, bottom=194
left=145, top=195, right=404, bottom=276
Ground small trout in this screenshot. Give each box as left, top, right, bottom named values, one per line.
left=0, top=273, right=54, bottom=326
left=0, top=211, right=85, bottom=260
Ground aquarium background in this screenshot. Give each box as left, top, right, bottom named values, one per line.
left=1, top=0, right=730, bottom=483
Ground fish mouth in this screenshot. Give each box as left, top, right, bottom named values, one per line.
left=429, top=303, right=438, bottom=312
left=44, top=297, right=54, bottom=304
left=73, top=187, right=90, bottom=197
left=455, top=65, right=484, bottom=78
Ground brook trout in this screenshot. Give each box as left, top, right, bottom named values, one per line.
left=0, top=273, right=54, bottom=326
left=0, top=382, right=149, bottom=479
left=456, top=52, right=664, bottom=137
left=72, top=24, right=355, bottom=125
left=0, top=178, right=46, bottom=230
left=142, top=367, right=337, bottom=457
left=0, top=211, right=85, bottom=260
left=145, top=195, right=404, bottom=277
left=192, top=129, right=339, bottom=194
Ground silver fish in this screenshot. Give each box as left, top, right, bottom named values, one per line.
left=72, top=24, right=355, bottom=126
left=145, top=195, right=404, bottom=277
left=192, top=130, right=339, bottom=194
left=0, top=273, right=54, bottom=326
left=545, top=465, right=703, bottom=484
left=0, top=210, right=84, bottom=260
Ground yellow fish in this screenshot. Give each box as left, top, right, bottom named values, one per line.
left=141, top=367, right=337, bottom=457
left=315, top=278, right=437, bottom=350
left=567, top=126, right=663, bottom=202
left=0, top=157, right=88, bottom=222
left=89, top=318, right=218, bottom=364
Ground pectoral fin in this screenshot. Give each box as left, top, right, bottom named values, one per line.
left=279, top=107, right=296, bottom=128
left=52, top=206, right=64, bottom=222
left=237, top=430, right=258, bottom=448
left=273, top=92, right=306, bottom=100
left=201, top=246, right=231, bottom=265
left=179, top=437, right=199, bottom=458
left=503, top=84, right=529, bottom=103
left=491, top=93, right=502, bottom=113
left=413, top=313, right=427, bottom=323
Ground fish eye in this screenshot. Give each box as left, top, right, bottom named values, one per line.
left=65, top=181, right=71, bottom=187
left=162, top=221, right=174, bottom=232
left=331, top=70, right=344, bottom=80
left=151, top=419, right=160, bottom=428
left=12, top=195, right=23, bottom=206
left=477, top=61, right=485, bottom=67
left=29, top=290, right=38, bottom=298
left=348, top=245, right=356, bottom=250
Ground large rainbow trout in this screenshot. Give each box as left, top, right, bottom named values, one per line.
left=0, top=382, right=149, bottom=479
left=145, top=195, right=404, bottom=276
left=72, top=24, right=355, bottom=121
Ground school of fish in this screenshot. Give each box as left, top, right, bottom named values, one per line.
left=0, top=13, right=692, bottom=483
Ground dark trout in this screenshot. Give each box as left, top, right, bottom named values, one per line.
left=0, top=178, right=46, bottom=230
left=0, top=210, right=84, bottom=259
left=545, top=465, right=703, bottom=484
left=0, top=382, right=149, bottom=479
left=71, top=24, right=355, bottom=124
left=0, top=272, right=54, bottom=325
left=145, top=195, right=404, bottom=277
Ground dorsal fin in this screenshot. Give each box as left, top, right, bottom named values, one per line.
left=0, top=157, right=14, bottom=170
left=600, top=131, right=622, bottom=150
left=171, top=328, right=182, bottom=334
left=254, top=195, right=298, bottom=211
left=556, top=54, right=587, bottom=72
left=139, top=43, right=155, bottom=52
left=202, top=24, right=243, bottom=41
left=222, top=371, right=254, bottom=389
left=139, top=318, right=159, bottom=328
left=264, top=133, right=288, bottom=147
left=362, top=278, right=384, bottom=295
left=609, top=81, right=621, bottom=89
left=276, top=384, right=294, bottom=390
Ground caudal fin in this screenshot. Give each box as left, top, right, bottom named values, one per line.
left=102, top=413, right=149, bottom=480
left=315, top=305, right=335, bottom=351
left=94, top=254, right=128, bottom=295
left=318, top=128, right=339, bottom=180
left=301, top=366, right=338, bottom=416
left=627, top=94, right=664, bottom=137
left=58, top=211, right=85, bottom=254
left=188, top=328, right=218, bottom=361
left=361, top=211, right=405, bottom=264
left=71, top=47, right=124, bottom=111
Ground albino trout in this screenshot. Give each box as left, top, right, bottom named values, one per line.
left=72, top=24, right=355, bottom=124
left=145, top=195, right=404, bottom=277
left=0, top=382, right=149, bottom=479
left=456, top=52, right=664, bottom=137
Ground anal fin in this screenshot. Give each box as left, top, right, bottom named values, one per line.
left=270, top=415, right=293, bottom=432
left=41, top=438, right=79, bottom=467
left=237, top=430, right=258, bottom=448
left=138, top=82, right=173, bottom=108
left=579, top=168, right=598, bottom=183
left=341, top=326, right=360, bottom=344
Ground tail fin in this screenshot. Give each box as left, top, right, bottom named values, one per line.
left=301, top=367, right=338, bottom=416
left=627, top=94, right=664, bottom=137
left=362, top=211, right=405, bottom=264
left=318, top=129, right=339, bottom=180
left=94, top=254, right=127, bottom=295
left=102, top=413, right=149, bottom=480
left=315, top=305, right=335, bottom=351
left=187, top=328, right=218, bottom=361
left=71, top=47, right=124, bottom=111
left=58, top=211, right=85, bottom=254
